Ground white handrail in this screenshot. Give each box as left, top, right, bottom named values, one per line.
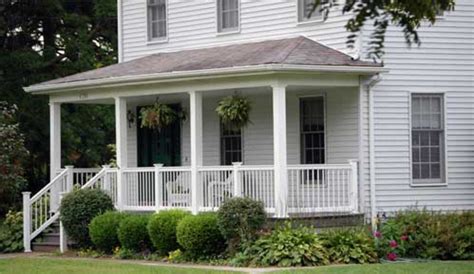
left=82, top=168, right=107, bottom=189
left=29, top=169, right=68, bottom=204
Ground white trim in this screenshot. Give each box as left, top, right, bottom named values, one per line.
left=117, top=0, right=123, bottom=63
left=357, top=77, right=365, bottom=214
left=408, top=92, right=448, bottom=187
left=25, top=64, right=386, bottom=94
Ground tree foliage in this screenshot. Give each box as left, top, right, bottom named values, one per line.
left=0, top=102, right=28, bottom=216
left=0, top=0, right=117, bottom=194
left=310, top=0, right=456, bottom=60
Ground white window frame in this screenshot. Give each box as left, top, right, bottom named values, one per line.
left=297, top=0, right=324, bottom=24
left=216, top=0, right=240, bottom=35
left=409, top=92, right=448, bottom=187
left=147, top=0, right=168, bottom=43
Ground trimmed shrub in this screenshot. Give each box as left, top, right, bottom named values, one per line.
left=89, top=211, right=127, bottom=253
left=217, top=197, right=266, bottom=246
left=233, top=222, right=329, bottom=267
left=60, top=189, right=114, bottom=247
left=321, top=227, right=378, bottom=264
left=147, top=209, right=190, bottom=254
left=176, top=213, right=225, bottom=259
left=118, top=214, right=151, bottom=252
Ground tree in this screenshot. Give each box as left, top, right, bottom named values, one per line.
left=0, top=0, right=117, bottom=193
left=0, top=102, right=29, bottom=216
left=309, top=0, right=456, bottom=60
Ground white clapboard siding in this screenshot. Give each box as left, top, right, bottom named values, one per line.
left=126, top=87, right=360, bottom=169
left=121, top=0, right=354, bottom=61
left=360, top=0, right=474, bottom=213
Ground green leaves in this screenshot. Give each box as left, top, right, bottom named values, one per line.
left=309, top=0, right=456, bottom=60
left=139, top=102, right=186, bottom=130
left=0, top=211, right=24, bottom=253
left=216, top=95, right=252, bottom=130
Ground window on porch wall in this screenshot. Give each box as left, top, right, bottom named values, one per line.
left=220, top=122, right=242, bottom=165
left=300, top=97, right=325, bottom=185
left=411, top=94, right=445, bottom=185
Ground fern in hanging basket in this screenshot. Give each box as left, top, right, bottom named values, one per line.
left=216, top=95, right=252, bottom=129
left=140, top=101, right=185, bottom=130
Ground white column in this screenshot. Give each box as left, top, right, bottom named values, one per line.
left=22, top=192, right=31, bottom=252
left=59, top=192, right=68, bottom=253
left=189, top=91, right=203, bottom=215
left=272, top=84, right=288, bottom=218
left=232, top=162, right=243, bottom=197
left=115, top=97, right=128, bottom=169
left=349, top=160, right=359, bottom=213
left=65, top=165, right=74, bottom=193
left=50, top=102, right=61, bottom=180
left=115, top=97, right=128, bottom=211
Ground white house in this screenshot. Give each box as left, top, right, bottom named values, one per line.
left=22, top=0, right=474, bottom=252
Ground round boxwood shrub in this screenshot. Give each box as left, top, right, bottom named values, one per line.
left=89, top=211, right=127, bottom=253
left=176, top=213, right=225, bottom=258
left=60, top=188, right=114, bottom=247
left=147, top=209, right=190, bottom=254
left=217, top=197, right=266, bottom=244
left=118, top=214, right=151, bottom=252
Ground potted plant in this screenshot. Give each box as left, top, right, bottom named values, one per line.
left=215, top=94, right=252, bottom=129
left=139, top=100, right=186, bottom=130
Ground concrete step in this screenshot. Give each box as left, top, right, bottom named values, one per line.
left=32, top=241, right=59, bottom=252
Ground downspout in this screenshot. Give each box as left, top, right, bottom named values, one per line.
left=367, top=74, right=382, bottom=229
left=117, top=0, right=123, bottom=63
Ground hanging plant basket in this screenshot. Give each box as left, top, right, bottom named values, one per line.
left=215, top=94, right=252, bottom=129
left=139, top=100, right=186, bottom=130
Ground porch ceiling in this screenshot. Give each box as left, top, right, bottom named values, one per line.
left=25, top=36, right=385, bottom=94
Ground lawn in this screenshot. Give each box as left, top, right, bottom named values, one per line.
left=276, top=261, right=474, bottom=274
left=0, top=257, right=472, bottom=274
left=0, top=257, right=240, bottom=274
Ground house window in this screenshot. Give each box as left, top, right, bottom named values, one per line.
left=298, top=0, right=323, bottom=23
left=411, top=94, right=445, bottom=185
left=300, top=97, right=325, bottom=164
left=217, top=0, right=239, bottom=33
left=148, top=0, right=167, bottom=40
left=220, top=123, right=242, bottom=165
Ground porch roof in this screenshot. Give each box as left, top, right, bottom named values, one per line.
left=25, top=36, right=384, bottom=93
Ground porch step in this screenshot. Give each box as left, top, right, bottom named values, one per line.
left=31, top=241, right=60, bottom=253
left=268, top=213, right=365, bottom=229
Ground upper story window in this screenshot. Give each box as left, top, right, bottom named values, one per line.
left=147, top=0, right=167, bottom=41
left=217, top=0, right=240, bottom=33
left=411, top=94, right=445, bottom=185
left=298, top=0, right=323, bottom=23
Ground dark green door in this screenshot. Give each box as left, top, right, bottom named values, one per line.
left=137, top=105, right=181, bottom=167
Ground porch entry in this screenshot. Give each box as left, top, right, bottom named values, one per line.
left=137, top=104, right=181, bottom=167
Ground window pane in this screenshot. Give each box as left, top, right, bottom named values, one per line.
left=421, top=164, right=430, bottom=179
left=430, top=147, right=440, bottom=162
left=431, top=164, right=441, bottom=178
left=420, top=132, right=430, bottom=146
left=430, top=131, right=440, bottom=145
left=412, top=148, right=420, bottom=162
left=413, top=164, right=420, bottom=179
left=421, top=147, right=430, bottom=162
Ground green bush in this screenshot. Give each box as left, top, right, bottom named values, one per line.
left=176, top=213, right=225, bottom=259
left=118, top=214, right=151, bottom=253
left=147, top=209, right=190, bottom=255
left=217, top=197, right=266, bottom=247
left=376, top=210, right=474, bottom=260
left=234, top=222, right=329, bottom=267
left=89, top=211, right=127, bottom=253
left=60, top=189, right=114, bottom=247
left=0, top=211, right=23, bottom=253
left=321, top=227, right=378, bottom=264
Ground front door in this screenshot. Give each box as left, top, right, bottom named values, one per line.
left=137, top=105, right=181, bottom=167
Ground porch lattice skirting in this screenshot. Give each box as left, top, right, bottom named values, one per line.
left=22, top=161, right=358, bottom=252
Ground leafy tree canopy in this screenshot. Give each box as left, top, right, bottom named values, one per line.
left=310, top=0, right=456, bottom=60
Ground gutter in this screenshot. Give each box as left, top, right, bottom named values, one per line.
left=24, top=64, right=387, bottom=94
left=367, top=74, right=383, bottom=229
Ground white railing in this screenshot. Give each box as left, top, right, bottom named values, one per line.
left=159, top=166, right=192, bottom=210
left=287, top=161, right=358, bottom=214
left=22, top=166, right=106, bottom=252
left=199, top=166, right=234, bottom=211
left=122, top=167, right=156, bottom=211
left=82, top=166, right=118, bottom=206
left=240, top=165, right=275, bottom=213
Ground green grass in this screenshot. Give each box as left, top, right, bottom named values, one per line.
left=276, top=261, right=474, bottom=274
left=0, top=257, right=239, bottom=274
left=0, top=257, right=472, bottom=274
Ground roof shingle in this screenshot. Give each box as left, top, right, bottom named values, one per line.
left=31, top=36, right=381, bottom=87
